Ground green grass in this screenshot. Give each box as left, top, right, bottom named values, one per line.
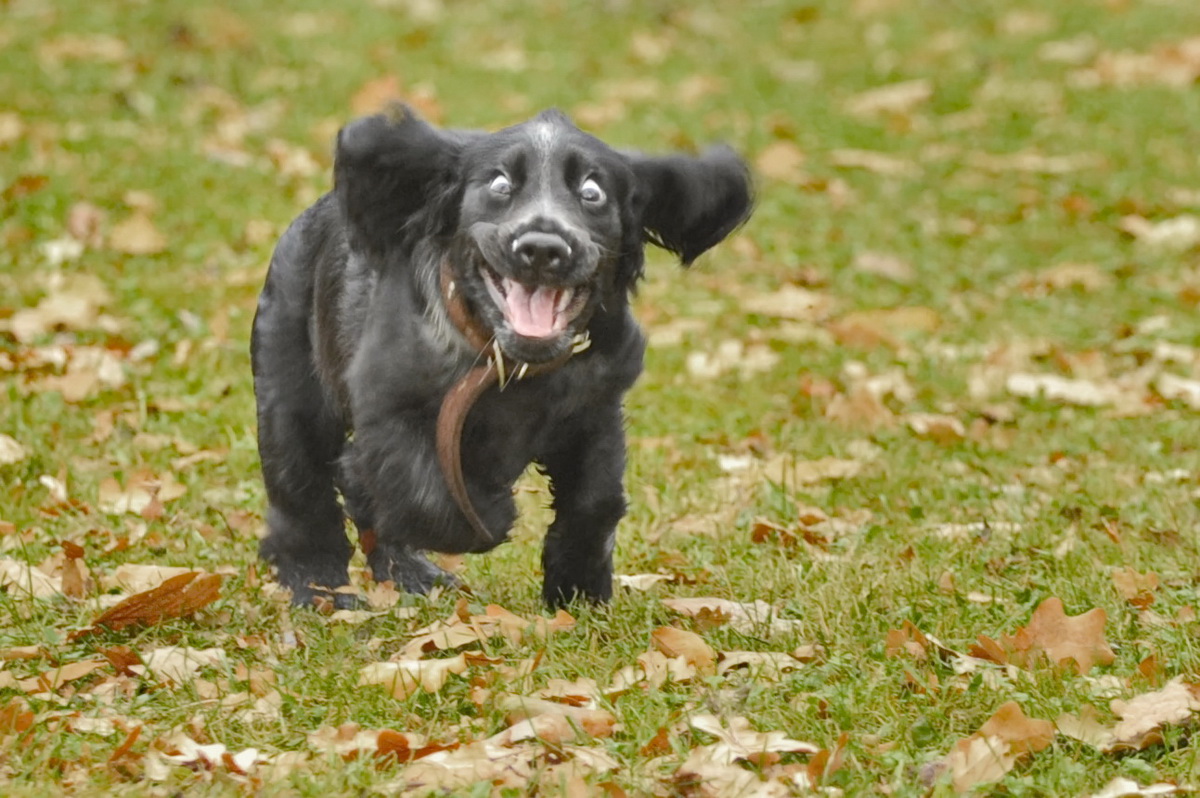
left=3, top=0, right=1200, bottom=794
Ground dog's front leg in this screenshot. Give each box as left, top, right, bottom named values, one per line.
left=539, top=406, right=627, bottom=607
left=348, top=413, right=481, bottom=594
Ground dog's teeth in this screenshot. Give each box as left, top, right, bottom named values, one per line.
left=555, top=288, right=574, bottom=313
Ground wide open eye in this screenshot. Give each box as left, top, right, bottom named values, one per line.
left=489, top=174, right=512, bottom=196
left=580, top=177, right=605, bottom=205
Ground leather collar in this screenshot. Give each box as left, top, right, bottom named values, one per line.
left=435, top=259, right=588, bottom=546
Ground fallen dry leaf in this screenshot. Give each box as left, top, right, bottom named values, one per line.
left=944, top=734, right=1018, bottom=793
left=16, top=659, right=108, bottom=694
left=716, top=651, right=803, bottom=680
left=972, top=597, right=1115, bottom=674
left=688, top=713, right=819, bottom=765
left=360, top=652, right=480, bottom=700
left=101, top=564, right=197, bottom=594
left=5, top=275, right=113, bottom=343
left=400, top=602, right=573, bottom=657
left=755, top=140, right=806, bottom=184
left=651, top=626, right=715, bottom=673
left=762, top=455, right=864, bottom=487
left=906, top=413, right=967, bottom=444
left=0, top=434, right=28, bottom=466
left=1087, top=777, right=1191, bottom=798
left=740, top=284, right=833, bottom=321
left=615, top=573, right=674, bottom=591
left=0, top=557, right=61, bottom=599
left=852, top=250, right=916, bottom=282
left=662, top=597, right=803, bottom=636
left=1112, top=567, right=1160, bottom=609
left=154, top=732, right=265, bottom=777
left=1106, top=677, right=1200, bottom=753
left=1156, top=374, right=1200, bottom=409
left=137, top=646, right=226, bottom=685
left=830, top=149, right=919, bottom=177
left=495, top=694, right=617, bottom=738
left=607, top=649, right=697, bottom=695
left=978, top=701, right=1055, bottom=757
left=309, top=723, right=457, bottom=763
left=1055, top=704, right=1114, bottom=749
left=844, top=78, right=932, bottom=117
left=72, top=571, right=222, bottom=639
left=1006, top=372, right=1119, bottom=407
left=109, top=211, right=166, bottom=256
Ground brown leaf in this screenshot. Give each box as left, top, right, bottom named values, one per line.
left=139, top=646, right=226, bottom=685
left=18, top=659, right=108, bottom=693
left=830, top=149, right=919, bottom=177
left=1086, top=777, right=1192, bottom=798
left=852, top=251, right=915, bottom=282
left=687, top=713, right=819, bottom=764
left=359, top=652, right=475, bottom=700
left=1106, top=677, right=1200, bottom=752
left=72, top=571, right=222, bottom=639
left=944, top=734, right=1017, bottom=792
left=496, top=694, right=617, bottom=738
left=5, top=275, right=113, bottom=343
left=978, top=701, right=1055, bottom=756
left=0, top=699, right=34, bottom=735
left=885, top=621, right=931, bottom=660
left=716, top=651, right=802, bottom=680
left=662, top=597, right=802, bottom=635
left=906, top=413, right=967, bottom=444
left=755, top=140, right=806, bottom=184
left=1054, top=704, right=1113, bottom=749
left=109, top=212, right=166, bottom=256
left=651, top=626, right=715, bottom=673
left=844, top=79, right=932, bottom=117
left=60, top=541, right=85, bottom=599
left=1112, top=567, right=1160, bottom=609
left=1011, top=597, right=1116, bottom=674
left=0, top=557, right=61, bottom=598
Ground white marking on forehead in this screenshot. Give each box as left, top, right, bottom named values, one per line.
left=532, top=122, right=559, bottom=155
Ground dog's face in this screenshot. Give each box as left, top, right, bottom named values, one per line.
left=452, top=114, right=634, bottom=363
left=334, top=106, right=753, bottom=364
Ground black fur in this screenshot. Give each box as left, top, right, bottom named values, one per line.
left=252, top=106, right=752, bottom=608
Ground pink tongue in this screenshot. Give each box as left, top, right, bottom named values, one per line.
left=505, top=283, right=561, bottom=338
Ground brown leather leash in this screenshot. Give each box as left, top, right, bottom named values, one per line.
left=435, top=260, right=588, bottom=547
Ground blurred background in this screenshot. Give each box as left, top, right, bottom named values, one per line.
left=3, top=1, right=1200, bottom=793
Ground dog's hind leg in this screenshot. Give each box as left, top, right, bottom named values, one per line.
left=252, top=279, right=354, bottom=609
left=539, top=406, right=627, bottom=607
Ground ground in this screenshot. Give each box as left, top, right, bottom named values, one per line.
left=2, top=0, right=1200, bottom=795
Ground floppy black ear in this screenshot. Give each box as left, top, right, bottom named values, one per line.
left=334, top=104, right=461, bottom=254
left=629, top=146, right=753, bottom=266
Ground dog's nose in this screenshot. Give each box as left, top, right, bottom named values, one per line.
left=512, top=232, right=571, bottom=270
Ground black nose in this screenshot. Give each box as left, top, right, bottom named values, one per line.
left=513, top=232, right=571, bottom=270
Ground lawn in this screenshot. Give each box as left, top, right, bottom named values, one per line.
left=3, top=0, right=1200, bottom=794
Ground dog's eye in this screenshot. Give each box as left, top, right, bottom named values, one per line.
left=579, top=178, right=605, bottom=205
left=489, top=174, right=513, bottom=196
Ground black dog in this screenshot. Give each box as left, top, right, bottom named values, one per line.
left=251, top=106, right=751, bottom=608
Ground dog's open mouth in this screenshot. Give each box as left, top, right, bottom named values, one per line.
left=479, top=262, right=589, bottom=339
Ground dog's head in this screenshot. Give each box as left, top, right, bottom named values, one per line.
left=335, top=106, right=752, bottom=363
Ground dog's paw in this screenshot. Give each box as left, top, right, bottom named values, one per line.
left=286, top=582, right=362, bottom=611
left=542, top=572, right=613, bottom=609
left=370, top=547, right=461, bottom=595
